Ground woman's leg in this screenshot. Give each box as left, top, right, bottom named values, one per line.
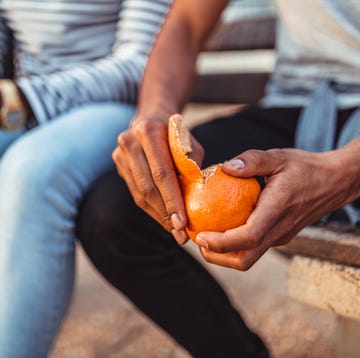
left=77, top=107, right=301, bottom=358
left=0, top=102, right=135, bottom=358
left=0, top=127, right=25, bottom=156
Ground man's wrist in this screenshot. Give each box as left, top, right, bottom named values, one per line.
left=330, top=142, right=360, bottom=204
left=323, top=138, right=360, bottom=205
left=132, top=105, right=180, bottom=128
left=130, top=112, right=171, bottom=128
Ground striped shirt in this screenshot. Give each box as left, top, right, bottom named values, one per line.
left=0, top=0, right=172, bottom=124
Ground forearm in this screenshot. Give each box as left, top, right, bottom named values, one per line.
left=135, top=16, right=198, bottom=123
left=16, top=57, right=143, bottom=124
left=332, top=136, right=360, bottom=204
left=14, top=0, right=172, bottom=124
left=135, top=0, right=229, bottom=124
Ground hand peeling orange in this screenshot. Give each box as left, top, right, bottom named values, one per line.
left=168, top=114, right=260, bottom=242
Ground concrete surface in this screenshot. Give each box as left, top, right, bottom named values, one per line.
left=288, top=256, right=360, bottom=321
left=50, top=245, right=189, bottom=358
left=50, top=245, right=337, bottom=358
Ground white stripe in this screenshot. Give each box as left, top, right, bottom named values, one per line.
left=0, top=0, right=173, bottom=122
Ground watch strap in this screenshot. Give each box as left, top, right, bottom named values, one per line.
left=0, top=80, right=27, bottom=131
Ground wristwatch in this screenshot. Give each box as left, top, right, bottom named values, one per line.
left=0, top=79, right=27, bottom=131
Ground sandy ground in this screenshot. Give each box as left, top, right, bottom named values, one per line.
left=50, top=245, right=337, bottom=358
left=50, top=103, right=338, bottom=357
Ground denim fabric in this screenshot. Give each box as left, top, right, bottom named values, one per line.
left=295, top=81, right=360, bottom=225
left=0, top=102, right=135, bottom=358
left=0, top=127, right=24, bottom=155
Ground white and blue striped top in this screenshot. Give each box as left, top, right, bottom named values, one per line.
left=0, top=0, right=172, bottom=124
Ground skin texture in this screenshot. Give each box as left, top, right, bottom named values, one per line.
left=112, top=0, right=360, bottom=270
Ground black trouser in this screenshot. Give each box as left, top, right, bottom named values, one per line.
left=76, top=106, right=355, bottom=358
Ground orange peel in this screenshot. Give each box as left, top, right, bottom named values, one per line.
left=168, top=114, right=261, bottom=242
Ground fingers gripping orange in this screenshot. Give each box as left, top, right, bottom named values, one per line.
left=168, top=114, right=261, bottom=241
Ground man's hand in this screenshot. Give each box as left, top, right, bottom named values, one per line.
left=112, top=116, right=204, bottom=244
left=112, top=0, right=229, bottom=243
left=195, top=147, right=359, bottom=270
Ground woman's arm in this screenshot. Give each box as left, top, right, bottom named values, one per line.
left=15, top=0, right=173, bottom=124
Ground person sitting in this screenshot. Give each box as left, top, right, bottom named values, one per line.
left=77, top=0, right=360, bottom=357
left=0, top=1, right=173, bottom=357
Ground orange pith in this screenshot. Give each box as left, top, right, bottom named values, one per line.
left=168, top=114, right=261, bottom=242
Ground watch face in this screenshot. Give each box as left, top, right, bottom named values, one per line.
left=3, top=110, right=26, bottom=131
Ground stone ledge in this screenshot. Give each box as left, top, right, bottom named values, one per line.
left=288, top=256, right=360, bottom=321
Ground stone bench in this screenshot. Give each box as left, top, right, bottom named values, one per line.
left=278, top=226, right=360, bottom=358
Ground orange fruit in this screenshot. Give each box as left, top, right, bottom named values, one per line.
left=168, top=114, right=261, bottom=242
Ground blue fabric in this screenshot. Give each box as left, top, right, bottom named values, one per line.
left=295, top=81, right=337, bottom=152
left=0, top=102, right=135, bottom=357
left=295, top=81, right=360, bottom=225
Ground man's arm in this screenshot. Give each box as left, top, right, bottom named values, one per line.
left=113, top=0, right=230, bottom=242
left=135, top=0, right=230, bottom=122
left=195, top=137, right=360, bottom=270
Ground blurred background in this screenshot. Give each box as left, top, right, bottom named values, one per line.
left=51, top=1, right=338, bottom=357
left=223, top=0, right=276, bottom=21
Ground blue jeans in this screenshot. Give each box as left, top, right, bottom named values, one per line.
left=0, top=103, right=135, bottom=357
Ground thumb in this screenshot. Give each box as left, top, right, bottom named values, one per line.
left=222, top=149, right=284, bottom=177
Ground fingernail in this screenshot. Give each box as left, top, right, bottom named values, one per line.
left=226, top=159, right=245, bottom=171
left=196, top=235, right=209, bottom=249
left=171, top=213, right=184, bottom=230
left=172, top=230, right=187, bottom=245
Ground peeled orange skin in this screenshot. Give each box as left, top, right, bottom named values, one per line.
left=168, top=114, right=261, bottom=242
